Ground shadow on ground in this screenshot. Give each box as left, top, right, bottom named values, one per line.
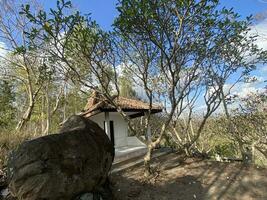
left=111, top=153, right=267, bottom=200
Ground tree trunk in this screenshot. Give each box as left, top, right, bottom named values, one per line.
left=220, top=90, right=250, bottom=163
left=144, top=112, right=152, bottom=143
left=184, top=145, right=191, bottom=157
left=44, top=84, right=50, bottom=135
left=41, top=93, right=45, bottom=133
left=16, top=99, right=34, bottom=131
left=143, top=123, right=168, bottom=176
left=63, top=85, right=67, bottom=121
left=15, top=67, right=42, bottom=131
left=144, top=143, right=153, bottom=177
left=16, top=77, right=35, bottom=131
left=238, top=141, right=246, bottom=161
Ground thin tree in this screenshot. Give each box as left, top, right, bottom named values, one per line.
left=0, top=0, right=47, bottom=130
left=114, top=0, right=267, bottom=171
left=21, top=0, right=267, bottom=175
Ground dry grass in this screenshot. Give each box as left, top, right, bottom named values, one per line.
left=0, top=130, right=35, bottom=168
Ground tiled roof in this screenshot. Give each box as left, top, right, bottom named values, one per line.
left=80, top=91, right=162, bottom=118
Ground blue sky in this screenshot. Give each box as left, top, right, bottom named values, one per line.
left=39, top=0, right=267, bottom=30
left=30, top=0, right=267, bottom=103
left=40, top=0, right=118, bottom=30
left=1, top=0, right=266, bottom=104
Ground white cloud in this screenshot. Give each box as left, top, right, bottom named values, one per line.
left=254, top=75, right=265, bottom=82
left=230, top=82, right=264, bottom=99
left=0, top=41, right=7, bottom=57
left=245, top=75, right=265, bottom=83
left=115, top=63, right=124, bottom=76
left=235, top=86, right=260, bottom=98
left=250, top=19, right=267, bottom=51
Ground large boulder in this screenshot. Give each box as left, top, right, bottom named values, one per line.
left=7, top=115, right=114, bottom=200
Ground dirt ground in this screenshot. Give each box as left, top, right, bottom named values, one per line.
left=111, top=153, right=267, bottom=200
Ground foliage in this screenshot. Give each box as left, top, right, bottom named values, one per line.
left=0, top=130, right=31, bottom=168
left=0, top=80, right=16, bottom=128
left=20, top=0, right=116, bottom=93
left=114, top=0, right=267, bottom=165
left=119, top=69, right=137, bottom=98
left=0, top=0, right=266, bottom=174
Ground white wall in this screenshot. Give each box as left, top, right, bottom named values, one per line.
left=90, top=112, right=128, bottom=147
left=90, top=112, right=105, bottom=129
left=90, top=112, right=147, bottom=148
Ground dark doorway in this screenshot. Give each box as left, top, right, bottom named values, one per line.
left=103, top=121, right=115, bottom=146
left=110, top=121, right=115, bottom=147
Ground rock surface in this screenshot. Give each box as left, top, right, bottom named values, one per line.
left=0, top=168, right=7, bottom=191
left=7, top=115, right=114, bottom=200
left=74, top=193, right=103, bottom=200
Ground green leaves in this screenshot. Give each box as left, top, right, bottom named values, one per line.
left=57, top=0, right=72, bottom=8
left=43, top=22, right=52, bottom=34
left=114, top=0, right=267, bottom=114
left=18, top=0, right=82, bottom=51
left=0, top=80, right=16, bottom=128
left=14, top=46, right=26, bottom=54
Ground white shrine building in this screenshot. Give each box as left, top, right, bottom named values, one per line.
left=80, top=91, right=162, bottom=162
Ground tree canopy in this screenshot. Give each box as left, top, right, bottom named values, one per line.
left=0, top=0, right=267, bottom=174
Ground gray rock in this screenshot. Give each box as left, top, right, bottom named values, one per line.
left=75, top=193, right=103, bottom=200
left=76, top=193, right=94, bottom=200
left=0, top=168, right=7, bottom=191
left=7, top=115, right=114, bottom=200
left=1, top=188, right=10, bottom=198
